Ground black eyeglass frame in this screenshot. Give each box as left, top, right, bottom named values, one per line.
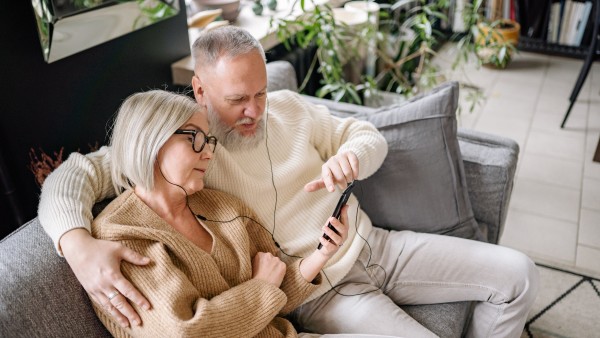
left=174, top=129, right=218, bottom=153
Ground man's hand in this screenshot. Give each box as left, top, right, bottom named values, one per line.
left=60, top=229, right=152, bottom=328
left=304, top=151, right=359, bottom=192
left=251, top=252, right=286, bottom=287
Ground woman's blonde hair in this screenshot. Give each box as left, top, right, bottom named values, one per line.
left=109, top=90, right=199, bottom=193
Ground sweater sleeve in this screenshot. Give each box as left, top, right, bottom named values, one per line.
left=243, top=205, right=321, bottom=315
left=113, top=239, right=289, bottom=338
left=300, top=94, right=388, bottom=180
left=38, top=146, right=116, bottom=254
left=278, top=259, right=322, bottom=315
left=334, top=116, right=389, bottom=180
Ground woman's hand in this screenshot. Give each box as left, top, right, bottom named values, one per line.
left=304, top=151, right=359, bottom=193
left=299, top=205, right=350, bottom=282
left=317, top=205, right=350, bottom=258
left=60, top=228, right=152, bottom=328
left=251, top=252, right=286, bottom=287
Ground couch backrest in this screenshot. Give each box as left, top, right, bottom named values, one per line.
left=0, top=218, right=111, bottom=337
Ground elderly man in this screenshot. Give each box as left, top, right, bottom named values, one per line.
left=39, top=26, right=537, bottom=337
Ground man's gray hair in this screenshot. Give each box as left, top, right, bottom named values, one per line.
left=109, top=90, right=199, bottom=193
left=191, top=26, right=266, bottom=70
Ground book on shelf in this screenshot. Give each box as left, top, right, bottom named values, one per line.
left=486, top=0, right=504, bottom=20
left=570, top=2, right=586, bottom=45
left=503, top=0, right=511, bottom=19
left=580, top=1, right=596, bottom=46
left=574, top=1, right=593, bottom=46
left=559, top=0, right=574, bottom=44
left=547, top=1, right=562, bottom=43
left=555, top=1, right=593, bottom=46
left=510, top=0, right=516, bottom=20
left=567, top=1, right=582, bottom=45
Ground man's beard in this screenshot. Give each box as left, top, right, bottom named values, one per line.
left=206, top=102, right=265, bottom=152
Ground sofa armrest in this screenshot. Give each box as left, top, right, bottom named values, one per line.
left=457, top=128, right=519, bottom=244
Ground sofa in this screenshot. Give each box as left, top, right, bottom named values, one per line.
left=0, top=61, right=519, bottom=338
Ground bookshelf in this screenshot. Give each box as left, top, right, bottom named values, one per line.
left=518, top=36, right=594, bottom=58
left=516, top=0, right=599, bottom=59
left=439, top=0, right=598, bottom=128
left=507, top=0, right=599, bottom=128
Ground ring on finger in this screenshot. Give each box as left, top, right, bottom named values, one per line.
left=107, top=290, right=120, bottom=301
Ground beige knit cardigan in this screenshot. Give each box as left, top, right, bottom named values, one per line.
left=90, top=188, right=322, bottom=337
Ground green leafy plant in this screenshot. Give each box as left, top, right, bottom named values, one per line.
left=273, top=2, right=372, bottom=104
left=271, top=0, right=516, bottom=109
left=272, top=0, right=451, bottom=105
left=373, top=0, right=449, bottom=98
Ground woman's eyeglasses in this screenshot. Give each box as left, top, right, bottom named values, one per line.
left=174, top=129, right=218, bottom=153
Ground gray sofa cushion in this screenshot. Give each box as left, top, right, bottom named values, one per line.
left=353, top=82, right=483, bottom=240
left=0, top=219, right=111, bottom=337
left=266, top=60, right=299, bottom=92
left=301, top=94, right=378, bottom=118
left=403, top=301, right=472, bottom=338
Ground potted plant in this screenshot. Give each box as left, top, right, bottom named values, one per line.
left=452, top=0, right=519, bottom=69
left=474, top=19, right=520, bottom=68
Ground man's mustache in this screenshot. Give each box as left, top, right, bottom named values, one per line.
left=236, top=117, right=259, bottom=126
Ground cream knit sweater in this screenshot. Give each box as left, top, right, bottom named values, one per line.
left=91, top=188, right=320, bottom=337
left=39, top=90, right=388, bottom=302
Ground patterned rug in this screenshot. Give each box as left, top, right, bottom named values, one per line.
left=521, top=264, right=600, bottom=338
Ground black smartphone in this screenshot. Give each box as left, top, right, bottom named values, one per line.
left=317, top=180, right=356, bottom=250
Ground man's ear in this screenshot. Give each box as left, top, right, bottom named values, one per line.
left=191, top=75, right=206, bottom=106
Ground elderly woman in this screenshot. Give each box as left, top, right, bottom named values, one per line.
left=89, top=90, right=349, bottom=337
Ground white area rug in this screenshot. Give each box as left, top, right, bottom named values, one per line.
left=522, top=265, right=600, bottom=338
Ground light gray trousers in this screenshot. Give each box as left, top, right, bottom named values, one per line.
left=291, top=228, right=539, bottom=338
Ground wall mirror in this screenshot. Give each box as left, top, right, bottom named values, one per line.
left=31, top=0, right=180, bottom=63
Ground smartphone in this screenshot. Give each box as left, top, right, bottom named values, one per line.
left=317, top=180, right=356, bottom=250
